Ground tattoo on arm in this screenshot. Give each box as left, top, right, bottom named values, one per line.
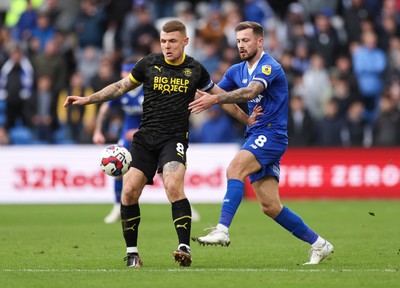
left=90, top=77, right=136, bottom=103
left=217, top=81, right=265, bottom=104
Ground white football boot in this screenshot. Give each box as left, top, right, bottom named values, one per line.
left=303, top=240, right=334, bottom=265
left=104, top=203, right=121, bottom=224
left=192, top=227, right=230, bottom=247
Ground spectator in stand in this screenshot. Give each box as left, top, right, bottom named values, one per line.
left=40, top=0, right=62, bottom=29
left=279, top=51, right=296, bottom=92
left=301, top=53, right=332, bottom=120
left=243, top=0, right=274, bottom=27
left=299, top=0, right=341, bottom=20
left=330, top=75, right=356, bottom=119
left=57, top=72, right=96, bottom=143
left=343, top=0, right=372, bottom=45
left=102, top=0, right=131, bottom=50
left=222, top=2, right=243, bottom=49
left=352, top=30, right=387, bottom=124
left=291, top=40, right=310, bottom=74
left=76, top=46, right=103, bottom=87
left=28, top=75, right=59, bottom=143
left=13, top=0, right=37, bottom=42
left=30, top=9, right=55, bottom=53
left=31, top=38, right=66, bottom=96
left=287, top=95, right=316, bottom=146
left=128, top=4, right=159, bottom=55
left=197, top=3, right=228, bottom=50
left=387, top=36, right=400, bottom=79
left=0, top=42, right=34, bottom=130
left=331, top=54, right=360, bottom=101
left=374, top=0, right=400, bottom=36
left=91, top=56, right=119, bottom=95
left=73, top=0, right=107, bottom=50
left=316, top=98, right=346, bottom=146
left=387, top=76, right=400, bottom=112
left=376, top=10, right=399, bottom=51
left=283, top=2, right=313, bottom=52
left=196, top=38, right=221, bottom=76
left=342, top=100, right=372, bottom=147
left=309, top=8, right=342, bottom=68
left=373, top=94, right=400, bottom=146
left=0, top=26, right=9, bottom=68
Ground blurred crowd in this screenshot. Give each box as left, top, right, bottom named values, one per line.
left=0, top=0, right=400, bottom=147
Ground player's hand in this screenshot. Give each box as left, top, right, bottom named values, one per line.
left=63, top=96, right=88, bottom=107
left=248, top=105, right=263, bottom=126
left=93, top=130, right=105, bottom=144
left=189, top=90, right=218, bottom=114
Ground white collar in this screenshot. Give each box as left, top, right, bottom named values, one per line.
left=247, top=51, right=265, bottom=75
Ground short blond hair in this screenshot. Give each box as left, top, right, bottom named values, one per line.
left=162, top=20, right=187, bottom=36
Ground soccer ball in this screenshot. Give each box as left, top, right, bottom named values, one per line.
left=99, top=145, right=132, bottom=177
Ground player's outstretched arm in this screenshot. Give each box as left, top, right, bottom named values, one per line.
left=63, top=76, right=138, bottom=108
left=189, top=81, right=265, bottom=114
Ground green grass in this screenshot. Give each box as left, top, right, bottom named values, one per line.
left=0, top=200, right=399, bottom=288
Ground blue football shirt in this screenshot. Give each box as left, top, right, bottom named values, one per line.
left=218, top=53, right=289, bottom=138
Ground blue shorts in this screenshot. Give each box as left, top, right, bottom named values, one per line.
left=242, top=132, right=288, bottom=183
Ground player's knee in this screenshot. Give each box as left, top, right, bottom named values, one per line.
left=260, top=202, right=282, bottom=218
left=121, top=192, right=139, bottom=205
left=164, top=180, right=185, bottom=200
left=121, top=185, right=141, bottom=204
left=226, top=162, right=245, bottom=181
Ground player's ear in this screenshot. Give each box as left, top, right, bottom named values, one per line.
left=183, top=36, right=189, bottom=47
left=258, top=36, right=264, bottom=47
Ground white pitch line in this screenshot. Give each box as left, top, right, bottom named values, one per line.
left=1, top=268, right=398, bottom=273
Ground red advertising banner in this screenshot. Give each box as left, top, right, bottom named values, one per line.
left=245, top=148, right=400, bottom=199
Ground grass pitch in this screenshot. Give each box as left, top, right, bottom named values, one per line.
left=0, top=200, right=399, bottom=288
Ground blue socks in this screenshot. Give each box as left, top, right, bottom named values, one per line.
left=219, top=179, right=244, bottom=228
left=274, top=206, right=318, bottom=245
left=114, top=178, right=123, bottom=203
left=218, top=180, right=319, bottom=245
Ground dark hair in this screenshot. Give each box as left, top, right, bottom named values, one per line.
left=162, top=20, right=187, bottom=36
left=235, top=21, right=264, bottom=37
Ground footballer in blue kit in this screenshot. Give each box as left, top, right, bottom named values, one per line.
left=218, top=52, right=288, bottom=183
left=190, top=21, right=334, bottom=265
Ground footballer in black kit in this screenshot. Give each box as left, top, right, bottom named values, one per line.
left=128, top=52, right=214, bottom=184
left=63, top=19, right=260, bottom=268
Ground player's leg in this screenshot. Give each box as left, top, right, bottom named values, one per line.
left=120, top=167, right=147, bottom=267
left=159, top=138, right=192, bottom=267
left=253, top=176, right=334, bottom=265
left=104, top=176, right=122, bottom=224
left=121, top=134, right=158, bottom=268
left=192, top=150, right=260, bottom=246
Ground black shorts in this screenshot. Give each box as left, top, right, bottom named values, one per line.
left=129, top=130, right=189, bottom=184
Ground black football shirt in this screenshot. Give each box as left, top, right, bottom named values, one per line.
left=129, top=53, right=214, bottom=136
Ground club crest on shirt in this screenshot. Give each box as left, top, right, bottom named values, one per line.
left=183, top=68, right=192, bottom=77
left=262, top=65, right=271, bottom=75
